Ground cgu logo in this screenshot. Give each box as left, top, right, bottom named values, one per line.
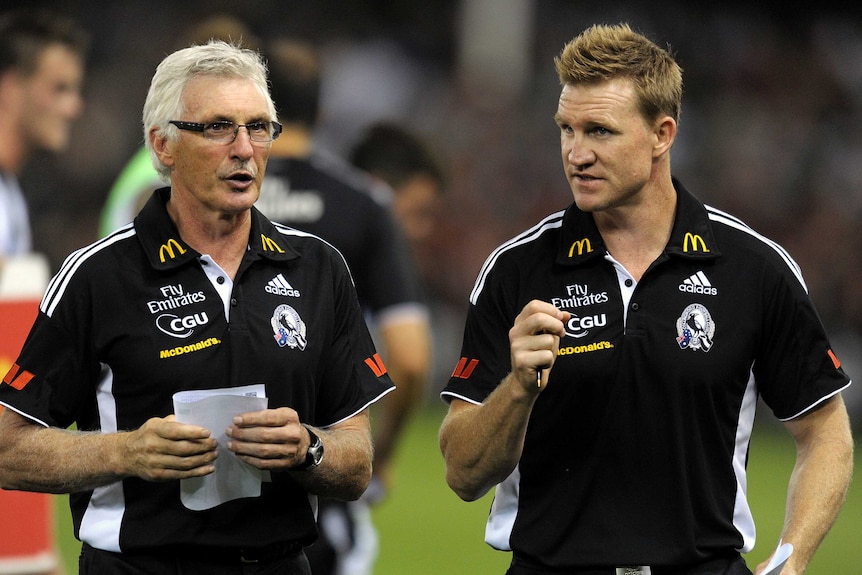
left=565, top=313, right=607, bottom=338
left=156, top=312, right=209, bottom=339
left=683, top=233, right=709, bottom=253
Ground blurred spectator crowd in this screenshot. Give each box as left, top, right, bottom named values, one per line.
left=21, top=0, right=862, bottom=421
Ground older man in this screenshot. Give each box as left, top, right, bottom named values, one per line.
left=0, top=41, right=393, bottom=575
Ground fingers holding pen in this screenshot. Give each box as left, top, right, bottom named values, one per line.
left=510, top=300, right=570, bottom=392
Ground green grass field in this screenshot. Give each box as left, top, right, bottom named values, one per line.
left=54, top=406, right=860, bottom=573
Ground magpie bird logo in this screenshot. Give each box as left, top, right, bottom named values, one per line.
left=271, top=304, right=307, bottom=350
left=676, top=303, right=715, bottom=352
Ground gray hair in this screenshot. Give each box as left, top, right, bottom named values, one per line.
left=142, top=40, right=276, bottom=182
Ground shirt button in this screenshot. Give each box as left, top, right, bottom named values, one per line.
left=230, top=298, right=238, bottom=307
left=631, top=302, right=640, bottom=312
left=217, top=276, right=225, bottom=284
left=625, top=279, right=634, bottom=287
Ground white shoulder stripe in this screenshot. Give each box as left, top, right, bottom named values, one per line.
left=272, top=222, right=355, bottom=286
left=0, top=401, right=50, bottom=428
left=470, top=212, right=565, bottom=305
left=705, top=205, right=807, bottom=293
left=41, top=225, right=137, bottom=317
left=323, top=386, right=396, bottom=428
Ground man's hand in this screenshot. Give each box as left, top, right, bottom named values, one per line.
left=226, top=407, right=309, bottom=470
left=124, top=415, right=218, bottom=481
left=509, top=299, right=570, bottom=392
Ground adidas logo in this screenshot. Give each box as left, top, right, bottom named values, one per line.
left=266, top=274, right=301, bottom=297
left=678, top=271, right=717, bottom=296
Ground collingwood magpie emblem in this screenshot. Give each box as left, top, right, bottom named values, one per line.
left=676, top=303, right=714, bottom=352
left=271, top=304, right=307, bottom=350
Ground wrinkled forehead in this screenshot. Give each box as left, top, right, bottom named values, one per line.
left=179, top=74, right=271, bottom=120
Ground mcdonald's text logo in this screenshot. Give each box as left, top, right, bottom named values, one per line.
left=683, top=233, right=709, bottom=253
left=159, top=238, right=186, bottom=262
left=261, top=234, right=285, bottom=253
left=451, top=357, right=479, bottom=379
left=2, top=363, right=35, bottom=390
left=568, top=238, right=593, bottom=257
left=364, top=353, right=387, bottom=377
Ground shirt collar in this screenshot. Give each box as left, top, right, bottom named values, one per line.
left=135, top=187, right=300, bottom=271
left=664, top=178, right=721, bottom=260
left=556, top=177, right=721, bottom=266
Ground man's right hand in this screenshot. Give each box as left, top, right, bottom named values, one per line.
left=509, top=299, right=570, bottom=393
left=124, top=415, right=218, bottom=481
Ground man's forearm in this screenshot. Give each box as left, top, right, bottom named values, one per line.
left=778, top=397, right=854, bottom=573
left=373, top=319, right=431, bottom=472
left=0, top=413, right=127, bottom=493
left=290, top=414, right=374, bottom=501
left=439, top=373, right=538, bottom=501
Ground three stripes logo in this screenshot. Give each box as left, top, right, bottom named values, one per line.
left=451, top=357, right=479, bottom=379
left=265, top=274, right=300, bottom=297
left=678, top=271, right=717, bottom=296
left=365, top=353, right=387, bottom=377
left=2, top=363, right=34, bottom=390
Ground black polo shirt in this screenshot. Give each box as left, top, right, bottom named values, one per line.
left=0, top=188, right=394, bottom=553
left=441, top=179, right=849, bottom=569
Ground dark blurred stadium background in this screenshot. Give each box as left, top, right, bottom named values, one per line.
left=22, top=0, right=862, bottom=425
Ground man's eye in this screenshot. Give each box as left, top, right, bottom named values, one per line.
left=247, top=122, right=267, bottom=133
left=207, top=122, right=233, bottom=133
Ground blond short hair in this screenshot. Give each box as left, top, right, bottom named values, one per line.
left=555, top=23, right=683, bottom=124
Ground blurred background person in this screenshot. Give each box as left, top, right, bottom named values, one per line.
left=349, top=121, right=445, bottom=280
left=0, top=9, right=87, bottom=575
left=260, top=38, right=432, bottom=575
left=0, top=7, right=87, bottom=272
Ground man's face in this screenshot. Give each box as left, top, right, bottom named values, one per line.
left=159, top=75, right=273, bottom=217
left=555, top=78, right=662, bottom=215
left=392, top=173, right=440, bottom=244
left=19, top=44, right=84, bottom=153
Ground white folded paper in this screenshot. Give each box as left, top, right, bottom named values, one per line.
left=173, top=384, right=270, bottom=511
left=761, top=540, right=793, bottom=575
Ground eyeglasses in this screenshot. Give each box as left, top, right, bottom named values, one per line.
left=169, top=120, right=283, bottom=144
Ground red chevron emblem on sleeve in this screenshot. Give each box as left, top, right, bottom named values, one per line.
left=364, top=353, right=387, bottom=377
left=828, top=349, right=841, bottom=369
left=451, top=357, right=479, bottom=379
left=2, top=363, right=35, bottom=390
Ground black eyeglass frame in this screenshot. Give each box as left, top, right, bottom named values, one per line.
left=169, top=120, right=283, bottom=143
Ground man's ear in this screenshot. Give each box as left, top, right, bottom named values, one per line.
left=653, top=116, right=677, bottom=158
left=149, top=126, right=174, bottom=168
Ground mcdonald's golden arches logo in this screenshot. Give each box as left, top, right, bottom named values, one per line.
left=159, top=238, right=186, bottom=262
left=261, top=234, right=285, bottom=253
left=682, top=233, right=710, bottom=253
left=568, top=238, right=593, bottom=257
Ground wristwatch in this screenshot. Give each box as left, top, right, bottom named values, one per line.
left=295, top=424, right=324, bottom=470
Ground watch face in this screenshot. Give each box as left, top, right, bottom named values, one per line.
left=310, top=441, right=323, bottom=465
left=306, top=427, right=324, bottom=468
